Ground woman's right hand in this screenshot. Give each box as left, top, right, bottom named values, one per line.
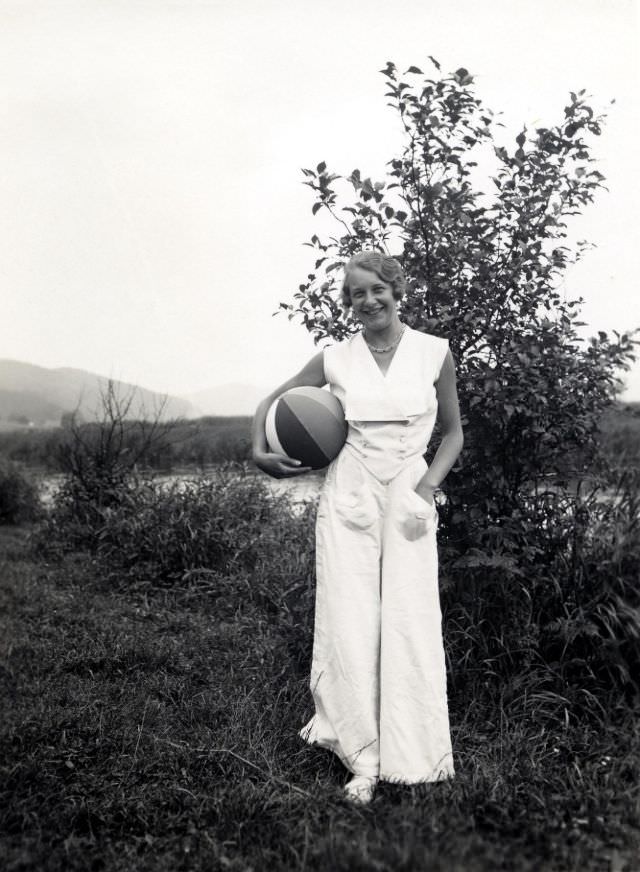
left=253, top=450, right=313, bottom=479
left=251, top=351, right=326, bottom=480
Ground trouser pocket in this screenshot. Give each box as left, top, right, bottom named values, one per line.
left=330, top=450, right=378, bottom=532
left=395, top=458, right=438, bottom=541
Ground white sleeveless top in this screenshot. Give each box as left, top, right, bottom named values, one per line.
left=323, top=325, right=449, bottom=482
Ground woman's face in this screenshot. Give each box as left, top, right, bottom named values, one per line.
left=348, top=266, right=397, bottom=331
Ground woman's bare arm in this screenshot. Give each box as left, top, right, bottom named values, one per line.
left=252, top=350, right=327, bottom=478
left=415, top=349, right=464, bottom=501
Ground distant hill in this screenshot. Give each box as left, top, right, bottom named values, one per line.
left=185, top=383, right=267, bottom=417
left=0, top=360, right=194, bottom=427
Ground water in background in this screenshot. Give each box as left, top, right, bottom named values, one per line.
left=37, top=468, right=324, bottom=510
left=157, top=469, right=325, bottom=507
left=36, top=469, right=620, bottom=515
left=263, top=472, right=324, bottom=505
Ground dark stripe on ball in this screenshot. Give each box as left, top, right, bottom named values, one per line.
left=284, top=393, right=347, bottom=460
left=275, top=400, right=331, bottom=469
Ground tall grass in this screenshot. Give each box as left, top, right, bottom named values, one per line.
left=35, top=462, right=640, bottom=713
left=2, top=507, right=639, bottom=870
left=2, top=454, right=636, bottom=868
left=441, top=472, right=640, bottom=717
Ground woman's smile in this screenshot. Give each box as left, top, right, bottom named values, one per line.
left=349, top=267, right=398, bottom=325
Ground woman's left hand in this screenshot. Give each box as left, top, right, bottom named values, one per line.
left=414, top=479, right=436, bottom=506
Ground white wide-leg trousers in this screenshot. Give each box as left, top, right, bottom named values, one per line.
left=299, top=448, right=454, bottom=784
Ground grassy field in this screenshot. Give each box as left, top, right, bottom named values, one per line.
left=1, top=522, right=639, bottom=872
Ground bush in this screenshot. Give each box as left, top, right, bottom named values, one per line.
left=37, top=466, right=316, bottom=583
left=36, top=455, right=640, bottom=708
left=36, top=465, right=318, bottom=673
left=0, top=459, right=41, bottom=525
left=273, top=55, right=640, bottom=714
left=36, top=470, right=143, bottom=552
left=441, top=467, right=640, bottom=712
left=283, top=57, right=638, bottom=642
left=92, top=470, right=314, bottom=585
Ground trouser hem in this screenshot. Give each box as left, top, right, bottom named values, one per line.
left=378, top=767, right=455, bottom=785
left=297, top=728, right=380, bottom=777
left=298, top=726, right=455, bottom=784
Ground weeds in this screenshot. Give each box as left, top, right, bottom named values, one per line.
left=441, top=467, right=640, bottom=711
left=1, top=525, right=639, bottom=870
left=4, top=437, right=640, bottom=868
left=35, top=460, right=640, bottom=713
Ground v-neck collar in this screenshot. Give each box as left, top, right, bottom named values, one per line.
left=357, top=324, right=410, bottom=381
left=343, top=325, right=432, bottom=421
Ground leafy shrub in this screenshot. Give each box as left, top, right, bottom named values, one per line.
left=93, top=470, right=314, bottom=585
left=36, top=466, right=318, bottom=673
left=272, top=56, right=640, bottom=713
left=37, top=471, right=143, bottom=552
left=37, top=466, right=315, bottom=585
left=441, top=467, right=640, bottom=710
left=282, top=58, right=638, bottom=652
left=0, top=459, right=41, bottom=524
left=35, top=380, right=184, bottom=546
left=37, top=456, right=640, bottom=706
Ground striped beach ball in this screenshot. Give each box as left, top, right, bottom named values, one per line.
left=265, top=387, right=347, bottom=470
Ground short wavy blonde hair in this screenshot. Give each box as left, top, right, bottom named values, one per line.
left=341, top=251, right=406, bottom=308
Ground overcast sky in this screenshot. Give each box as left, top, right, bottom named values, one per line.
left=2, top=0, right=639, bottom=400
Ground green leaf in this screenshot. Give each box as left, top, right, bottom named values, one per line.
left=316, top=161, right=326, bottom=173
left=312, top=202, right=322, bottom=215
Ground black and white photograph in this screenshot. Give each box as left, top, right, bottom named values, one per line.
left=1, top=1, right=639, bottom=869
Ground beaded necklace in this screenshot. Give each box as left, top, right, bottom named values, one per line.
left=364, top=324, right=405, bottom=354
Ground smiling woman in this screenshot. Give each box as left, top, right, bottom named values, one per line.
left=344, top=254, right=407, bottom=374
left=252, top=251, right=464, bottom=805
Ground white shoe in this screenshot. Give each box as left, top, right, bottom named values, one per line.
left=344, top=775, right=378, bottom=805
